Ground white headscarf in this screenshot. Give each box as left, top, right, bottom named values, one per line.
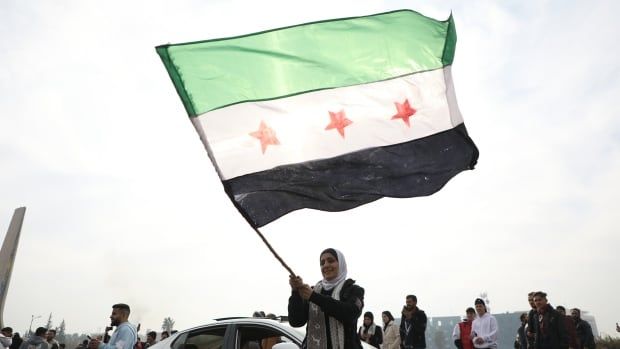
left=319, top=248, right=348, bottom=291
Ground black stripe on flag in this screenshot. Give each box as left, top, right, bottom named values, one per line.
left=223, top=123, right=479, bottom=228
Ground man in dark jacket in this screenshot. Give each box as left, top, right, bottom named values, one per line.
left=526, top=292, right=538, bottom=349
left=399, top=295, right=427, bottom=349
left=555, top=306, right=578, bottom=349
left=570, top=309, right=594, bottom=349
left=516, top=313, right=528, bottom=349
left=532, top=292, right=568, bottom=349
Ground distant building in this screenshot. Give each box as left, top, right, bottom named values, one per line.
left=396, top=311, right=598, bottom=349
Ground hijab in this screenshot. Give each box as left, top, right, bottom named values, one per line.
left=319, top=248, right=347, bottom=291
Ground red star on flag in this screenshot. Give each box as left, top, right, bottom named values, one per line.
left=391, top=99, right=417, bottom=127
left=325, top=110, right=353, bottom=138
left=249, top=120, right=280, bottom=154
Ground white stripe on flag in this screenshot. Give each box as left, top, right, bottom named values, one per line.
left=192, top=66, right=463, bottom=180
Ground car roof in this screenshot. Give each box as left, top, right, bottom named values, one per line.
left=154, top=317, right=373, bottom=349
left=177, top=317, right=303, bottom=336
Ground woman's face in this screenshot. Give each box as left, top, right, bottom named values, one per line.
left=382, top=314, right=389, bottom=324
left=320, top=252, right=339, bottom=281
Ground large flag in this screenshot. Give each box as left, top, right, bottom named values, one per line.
left=156, top=9, right=478, bottom=228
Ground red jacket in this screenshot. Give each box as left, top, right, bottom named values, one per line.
left=457, top=321, right=474, bottom=349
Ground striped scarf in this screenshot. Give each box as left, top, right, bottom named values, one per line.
left=307, top=280, right=346, bottom=349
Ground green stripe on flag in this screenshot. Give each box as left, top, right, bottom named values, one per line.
left=156, top=9, right=456, bottom=117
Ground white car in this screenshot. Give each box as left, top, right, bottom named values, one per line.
left=149, top=317, right=374, bottom=349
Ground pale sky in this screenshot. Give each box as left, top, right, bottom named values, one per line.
left=2, top=0, right=619, bottom=339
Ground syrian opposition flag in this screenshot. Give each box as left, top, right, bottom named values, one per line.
left=156, top=9, right=479, bottom=228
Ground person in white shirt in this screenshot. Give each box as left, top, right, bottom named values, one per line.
left=88, top=304, right=137, bottom=349
left=470, top=298, right=498, bottom=349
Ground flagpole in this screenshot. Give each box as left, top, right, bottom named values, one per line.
left=251, top=225, right=296, bottom=276
left=224, top=185, right=296, bottom=276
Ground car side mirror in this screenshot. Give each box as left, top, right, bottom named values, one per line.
left=272, top=343, right=299, bottom=349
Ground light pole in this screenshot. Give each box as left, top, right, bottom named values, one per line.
left=28, top=315, right=41, bottom=337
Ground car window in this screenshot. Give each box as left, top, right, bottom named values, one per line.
left=181, top=326, right=227, bottom=349
left=235, top=325, right=299, bottom=349
left=171, top=332, right=188, bottom=349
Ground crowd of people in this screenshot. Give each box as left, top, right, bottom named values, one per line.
left=2, top=249, right=618, bottom=349
left=513, top=291, right=596, bottom=349
left=287, top=248, right=612, bottom=349
left=0, top=304, right=173, bottom=349
left=0, top=327, right=63, bottom=349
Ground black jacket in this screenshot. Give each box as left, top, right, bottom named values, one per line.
left=399, top=307, right=427, bottom=349
left=534, top=305, right=568, bottom=349
left=288, top=279, right=365, bottom=349
left=574, top=319, right=595, bottom=349
left=527, top=308, right=539, bottom=349
left=358, top=324, right=383, bottom=349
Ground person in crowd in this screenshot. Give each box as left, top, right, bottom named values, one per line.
left=452, top=308, right=475, bottom=349
left=616, top=322, right=619, bottom=333
left=160, top=332, right=169, bottom=340
left=358, top=311, right=382, bottom=348
left=253, top=311, right=266, bottom=318
left=526, top=292, right=538, bottom=349
left=19, top=327, right=48, bottom=349
left=399, top=294, right=427, bottom=349
left=88, top=303, right=137, bottom=349
left=46, top=330, right=59, bottom=349
left=9, top=332, right=22, bottom=349
left=471, top=298, right=498, bottom=349
left=532, top=292, right=567, bottom=349
left=134, top=336, right=143, bottom=349
left=288, top=248, right=365, bottom=349
left=1, top=327, right=12, bottom=349
left=515, top=313, right=528, bottom=349
left=556, top=306, right=578, bottom=349
left=77, top=340, right=88, bottom=349
left=570, top=308, right=594, bottom=349
left=381, top=311, right=400, bottom=349
left=144, top=332, right=157, bottom=349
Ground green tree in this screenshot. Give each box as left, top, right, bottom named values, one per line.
left=597, top=335, right=620, bottom=349
left=57, top=319, right=66, bottom=342
left=161, top=317, right=175, bottom=333
left=46, top=313, right=53, bottom=330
